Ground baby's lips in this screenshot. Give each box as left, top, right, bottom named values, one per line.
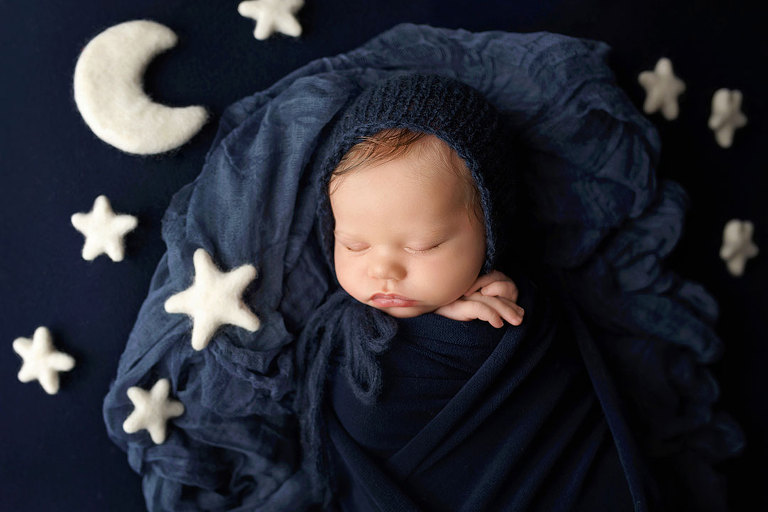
left=370, top=293, right=418, bottom=307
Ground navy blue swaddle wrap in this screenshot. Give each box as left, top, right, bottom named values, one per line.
left=326, top=275, right=637, bottom=512
left=102, top=24, right=743, bottom=511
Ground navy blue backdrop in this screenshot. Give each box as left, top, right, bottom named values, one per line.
left=1, top=1, right=765, bottom=510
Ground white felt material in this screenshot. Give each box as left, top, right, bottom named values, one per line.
left=123, top=378, right=184, bottom=444
left=164, top=248, right=261, bottom=350
left=238, top=0, right=304, bottom=40
left=73, top=20, right=208, bottom=155
left=638, top=57, right=686, bottom=120
left=71, top=195, right=138, bottom=262
left=720, top=219, right=759, bottom=276
left=13, top=327, right=75, bottom=395
left=708, top=89, right=747, bottom=148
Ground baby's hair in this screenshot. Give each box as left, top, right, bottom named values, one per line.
left=329, top=128, right=483, bottom=223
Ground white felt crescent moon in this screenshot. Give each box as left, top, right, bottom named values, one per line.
left=73, top=20, right=208, bottom=155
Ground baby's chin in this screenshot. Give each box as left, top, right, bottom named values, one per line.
left=367, top=303, right=437, bottom=318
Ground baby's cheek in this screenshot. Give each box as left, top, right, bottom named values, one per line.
left=417, top=259, right=465, bottom=302
left=334, top=254, right=363, bottom=298
left=333, top=252, right=350, bottom=287
left=437, top=255, right=482, bottom=300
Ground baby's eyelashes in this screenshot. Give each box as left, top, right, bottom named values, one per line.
left=404, top=243, right=442, bottom=254
left=336, top=239, right=444, bottom=254
left=343, top=244, right=369, bottom=252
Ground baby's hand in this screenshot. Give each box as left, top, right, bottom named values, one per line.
left=435, top=270, right=524, bottom=328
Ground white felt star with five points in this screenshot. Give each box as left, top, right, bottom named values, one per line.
left=238, top=0, right=303, bottom=40
left=708, top=89, right=748, bottom=148
left=13, top=327, right=75, bottom=394
left=71, top=195, right=138, bottom=262
left=123, top=378, right=184, bottom=444
left=720, top=219, right=759, bottom=276
left=164, top=248, right=260, bottom=350
left=638, top=58, right=686, bottom=120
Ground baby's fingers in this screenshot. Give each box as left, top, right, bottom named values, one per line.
left=463, top=300, right=505, bottom=328
left=479, top=279, right=519, bottom=302
left=484, top=295, right=524, bottom=326
left=468, top=294, right=524, bottom=327
left=464, top=270, right=513, bottom=296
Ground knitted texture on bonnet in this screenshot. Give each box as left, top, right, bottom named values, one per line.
left=298, top=73, right=517, bottom=505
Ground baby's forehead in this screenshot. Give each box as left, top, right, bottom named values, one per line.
left=359, top=141, right=464, bottom=191
left=363, top=132, right=466, bottom=179
left=331, top=158, right=474, bottom=230
left=328, top=128, right=481, bottom=219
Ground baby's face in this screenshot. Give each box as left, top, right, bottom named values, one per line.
left=329, top=136, right=486, bottom=318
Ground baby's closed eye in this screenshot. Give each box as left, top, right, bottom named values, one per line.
left=342, top=243, right=369, bottom=252
left=404, top=242, right=443, bottom=254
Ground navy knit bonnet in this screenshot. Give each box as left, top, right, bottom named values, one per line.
left=316, top=73, right=517, bottom=275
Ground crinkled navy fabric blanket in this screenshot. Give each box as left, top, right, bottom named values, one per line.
left=102, top=23, right=743, bottom=511
left=327, top=275, right=637, bottom=511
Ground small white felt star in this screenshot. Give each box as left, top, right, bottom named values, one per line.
left=12, top=327, right=75, bottom=394
left=123, top=378, right=184, bottom=444
left=71, top=195, right=138, bottom=262
left=720, top=219, right=759, bottom=276
left=638, top=58, right=686, bottom=120
left=164, top=248, right=260, bottom=350
left=238, top=0, right=303, bottom=40
left=708, top=89, right=747, bottom=148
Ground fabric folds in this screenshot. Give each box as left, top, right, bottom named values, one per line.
left=102, top=23, right=742, bottom=511
left=327, top=275, right=639, bottom=512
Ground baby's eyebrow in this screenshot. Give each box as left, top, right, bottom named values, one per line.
left=334, top=227, right=447, bottom=239
left=410, top=224, right=454, bottom=240
left=333, top=230, right=368, bottom=243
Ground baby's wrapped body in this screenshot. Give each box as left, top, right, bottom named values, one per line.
left=327, top=275, right=635, bottom=511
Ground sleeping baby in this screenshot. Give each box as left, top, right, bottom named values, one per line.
left=295, top=73, right=640, bottom=511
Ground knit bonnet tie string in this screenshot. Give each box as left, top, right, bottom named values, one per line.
left=294, top=288, right=397, bottom=504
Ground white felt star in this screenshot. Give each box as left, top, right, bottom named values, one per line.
left=12, top=327, right=75, bottom=395
left=123, top=378, right=184, bottom=444
left=708, top=89, right=747, bottom=148
left=164, top=248, right=260, bottom=350
left=238, top=0, right=303, bottom=40
left=720, top=219, right=759, bottom=276
left=71, top=195, right=138, bottom=262
left=638, top=58, right=686, bottom=120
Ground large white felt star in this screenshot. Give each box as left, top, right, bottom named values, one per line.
left=123, top=378, right=184, bottom=444
left=13, top=327, right=75, bottom=395
left=708, top=89, right=748, bottom=148
left=164, top=248, right=260, bottom=350
left=638, top=58, right=686, bottom=120
left=720, top=219, right=759, bottom=276
left=71, top=195, right=138, bottom=262
left=238, top=0, right=303, bottom=40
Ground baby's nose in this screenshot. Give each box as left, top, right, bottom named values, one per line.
left=367, top=254, right=406, bottom=281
